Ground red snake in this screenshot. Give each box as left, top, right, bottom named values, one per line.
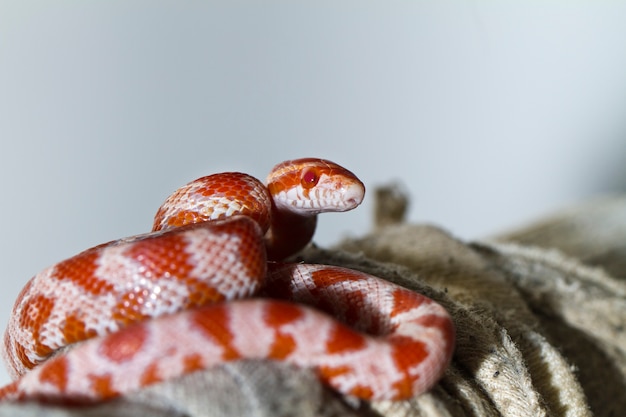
left=0, top=158, right=455, bottom=403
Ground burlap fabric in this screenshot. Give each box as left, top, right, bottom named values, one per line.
left=1, top=189, right=624, bottom=417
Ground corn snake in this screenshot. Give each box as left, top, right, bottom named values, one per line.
left=0, top=158, right=454, bottom=403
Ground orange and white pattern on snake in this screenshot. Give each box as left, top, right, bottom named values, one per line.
left=0, top=290, right=450, bottom=402
left=153, top=173, right=272, bottom=233
left=1, top=158, right=454, bottom=403
left=265, top=264, right=455, bottom=399
left=3, top=217, right=266, bottom=379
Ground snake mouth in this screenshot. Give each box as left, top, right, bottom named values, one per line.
left=275, top=179, right=365, bottom=214
left=341, top=182, right=366, bottom=209
left=323, top=180, right=365, bottom=213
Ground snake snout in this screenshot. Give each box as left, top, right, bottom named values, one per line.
left=338, top=180, right=365, bottom=211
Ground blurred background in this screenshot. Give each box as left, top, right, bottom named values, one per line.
left=1, top=1, right=626, bottom=384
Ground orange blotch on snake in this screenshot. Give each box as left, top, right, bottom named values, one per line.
left=268, top=332, right=297, bottom=360
left=190, top=306, right=241, bottom=360
left=17, top=294, right=56, bottom=366
left=390, top=288, right=425, bottom=318
left=18, top=294, right=54, bottom=335
left=53, top=251, right=115, bottom=295
left=163, top=211, right=203, bottom=230
left=416, top=312, right=453, bottom=331
left=0, top=382, right=18, bottom=400
left=261, top=303, right=304, bottom=359
left=183, top=353, right=204, bottom=373
left=185, top=281, right=224, bottom=307
left=263, top=302, right=304, bottom=326
left=88, top=373, right=120, bottom=399
left=124, top=233, right=195, bottom=281
left=140, top=362, right=164, bottom=386
left=348, top=385, right=375, bottom=400
left=111, top=291, right=151, bottom=325
left=390, top=335, right=429, bottom=372
left=317, top=364, right=352, bottom=386
left=391, top=378, right=414, bottom=400
left=325, top=324, right=366, bottom=354
left=303, top=270, right=379, bottom=330
left=38, top=356, right=69, bottom=392
left=62, top=314, right=98, bottom=345
left=309, top=267, right=364, bottom=287
left=98, top=325, right=148, bottom=363
left=418, top=313, right=456, bottom=358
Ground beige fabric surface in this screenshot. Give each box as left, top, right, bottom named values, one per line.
left=1, top=190, right=624, bottom=417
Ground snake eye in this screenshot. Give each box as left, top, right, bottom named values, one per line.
left=301, top=168, right=319, bottom=189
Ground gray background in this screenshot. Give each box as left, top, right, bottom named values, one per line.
left=1, top=2, right=626, bottom=385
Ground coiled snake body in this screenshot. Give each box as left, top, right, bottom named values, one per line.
left=0, top=158, right=454, bottom=403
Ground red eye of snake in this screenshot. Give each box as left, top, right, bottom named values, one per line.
left=301, top=169, right=319, bottom=189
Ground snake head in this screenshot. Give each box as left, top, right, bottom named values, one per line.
left=266, top=158, right=365, bottom=215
